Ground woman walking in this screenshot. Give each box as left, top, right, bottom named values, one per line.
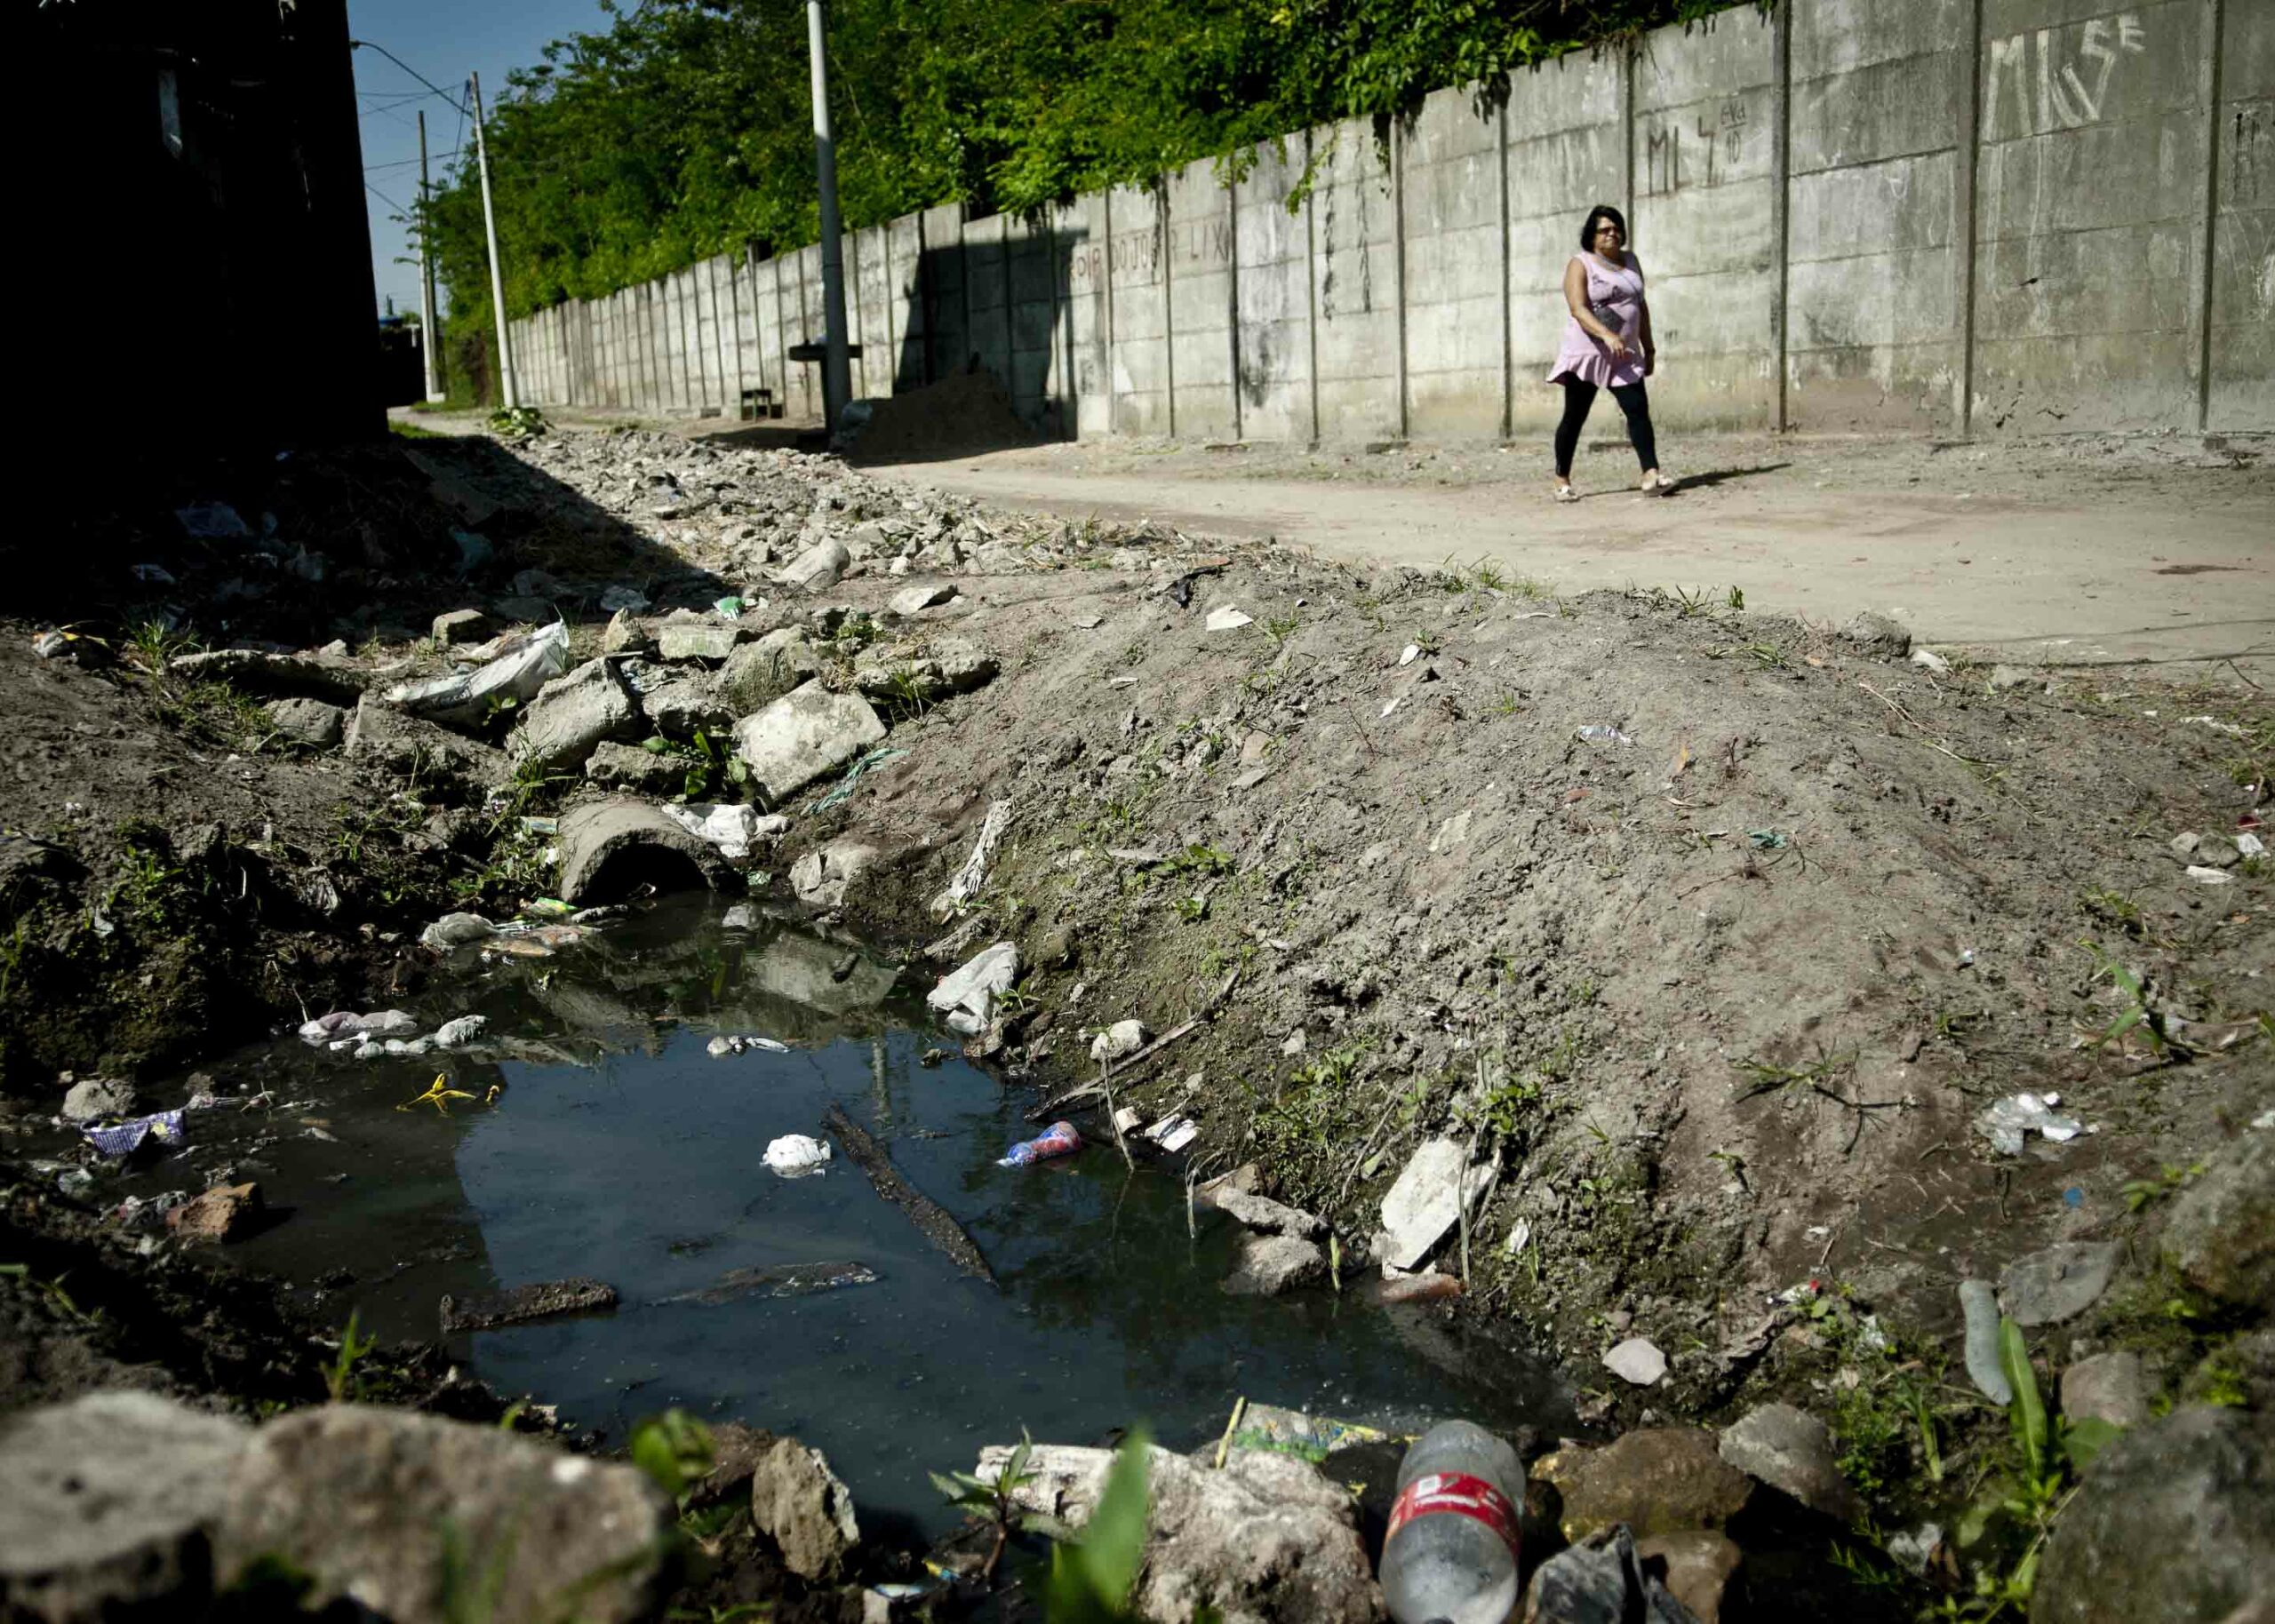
left=1547, top=204, right=1669, bottom=500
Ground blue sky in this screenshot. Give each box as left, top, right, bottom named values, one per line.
left=349, top=0, right=611, bottom=322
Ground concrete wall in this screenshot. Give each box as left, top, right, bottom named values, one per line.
left=510, top=0, right=2271, bottom=441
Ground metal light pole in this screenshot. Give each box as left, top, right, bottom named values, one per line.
left=417, top=109, right=443, bottom=402
left=807, top=0, right=852, bottom=430
left=468, top=70, right=518, bottom=410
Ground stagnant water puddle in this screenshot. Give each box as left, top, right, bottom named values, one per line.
left=52, top=896, right=1567, bottom=1539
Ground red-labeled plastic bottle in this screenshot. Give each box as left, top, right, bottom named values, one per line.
left=1378, top=1420, right=1524, bottom=1624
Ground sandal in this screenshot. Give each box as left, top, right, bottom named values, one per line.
left=1554, top=483, right=1579, bottom=503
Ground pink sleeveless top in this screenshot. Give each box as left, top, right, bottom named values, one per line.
left=1546, top=252, right=1645, bottom=389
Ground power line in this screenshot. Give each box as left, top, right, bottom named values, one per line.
left=348, top=39, right=469, bottom=116
left=364, top=180, right=414, bottom=217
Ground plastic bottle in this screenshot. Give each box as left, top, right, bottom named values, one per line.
left=997, top=1120, right=1082, bottom=1168
left=1378, top=1420, right=1523, bottom=1624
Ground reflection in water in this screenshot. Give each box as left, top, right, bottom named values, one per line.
left=107, top=898, right=1564, bottom=1539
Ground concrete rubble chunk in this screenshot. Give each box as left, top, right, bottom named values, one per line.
left=1631, top=1530, right=1743, bottom=1624
left=1998, top=1241, right=2121, bottom=1326
left=555, top=797, right=730, bottom=905
left=213, top=1405, right=671, bottom=1622
left=1224, top=1233, right=1329, bottom=1296
left=2060, top=1351, right=2152, bottom=1431
left=1717, top=1403, right=1864, bottom=1522
left=731, top=680, right=887, bottom=805
left=656, top=618, right=748, bottom=662
left=1377, top=1136, right=1491, bottom=1270
left=1604, top=1336, right=1669, bottom=1388
left=722, top=626, right=825, bottom=711
left=1090, top=1018, right=1150, bottom=1063
left=433, top=1014, right=488, bottom=1049
left=747, top=1436, right=860, bottom=1582
left=586, top=738, right=684, bottom=794
left=1536, top=1429, right=1753, bottom=1541
left=928, top=942, right=1019, bottom=1035
left=890, top=583, right=955, bottom=617
left=636, top=669, right=733, bottom=736
left=781, top=536, right=852, bottom=593
left=790, top=839, right=882, bottom=908
left=978, top=1441, right=1379, bottom=1623
left=0, top=1392, right=252, bottom=1620
left=346, top=693, right=508, bottom=789
left=2031, top=1406, right=2275, bottom=1624
left=166, top=1182, right=264, bottom=1244
left=1203, top=1184, right=1328, bottom=1239
left=432, top=608, right=491, bottom=646
left=60, top=1078, right=138, bottom=1123
left=2160, top=1130, right=2275, bottom=1310
left=1836, top=610, right=1912, bottom=658
left=170, top=648, right=369, bottom=703
left=601, top=608, right=653, bottom=656
left=263, top=697, right=345, bottom=747
left=509, top=657, right=638, bottom=774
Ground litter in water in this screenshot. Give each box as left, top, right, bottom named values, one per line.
left=999, top=1120, right=1081, bottom=1168
left=82, top=1110, right=188, bottom=1158
left=707, top=1034, right=791, bottom=1056
left=764, top=1134, right=833, bottom=1176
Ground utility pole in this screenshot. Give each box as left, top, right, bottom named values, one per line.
left=807, top=0, right=852, bottom=429
left=468, top=70, right=518, bottom=410
left=417, top=108, right=443, bottom=402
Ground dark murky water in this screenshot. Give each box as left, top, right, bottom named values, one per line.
left=56, top=896, right=1565, bottom=1539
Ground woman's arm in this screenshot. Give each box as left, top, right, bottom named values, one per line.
left=1563, top=257, right=1628, bottom=354
left=1632, top=259, right=1655, bottom=376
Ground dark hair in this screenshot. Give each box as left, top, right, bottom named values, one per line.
left=1579, top=204, right=1628, bottom=251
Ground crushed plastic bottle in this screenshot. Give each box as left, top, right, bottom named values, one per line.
left=998, top=1120, right=1081, bottom=1168
left=1378, top=1420, right=1523, bottom=1624
left=1575, top=724, right=1635, bottom=746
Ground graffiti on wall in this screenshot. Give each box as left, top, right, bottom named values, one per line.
left=1070, top=226, right=1168, bottom=290
left=2233, top=100, right=2271, bottom=205
left=1640, top=97, right=1752, bottom=195
left=1983, top=10, right=2147, bottom=142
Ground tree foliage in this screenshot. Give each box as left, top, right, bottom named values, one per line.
left=428, top=0, right=1746, bottom=338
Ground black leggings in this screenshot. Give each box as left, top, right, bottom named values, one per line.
left=1554, top=378, right=1657, bottom=479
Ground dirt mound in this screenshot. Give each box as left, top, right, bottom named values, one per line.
left=842, top=368, right=1042, bottom=464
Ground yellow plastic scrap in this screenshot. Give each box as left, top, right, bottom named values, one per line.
left=399, top=1074, right=475, bottom=1115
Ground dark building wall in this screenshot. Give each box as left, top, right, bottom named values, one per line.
left=29, top=0, right=383, bottom=465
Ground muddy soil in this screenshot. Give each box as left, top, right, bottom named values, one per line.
left=4, top=420, right=2271, bottom=1618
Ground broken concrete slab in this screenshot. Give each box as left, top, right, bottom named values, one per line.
left=345, top=694, right=509, bottom=790
left=731, top=681, right=887, bottom=805
left=1377, top=1136, right=1491, bottom=1270
left=1224, top=1233, right=1328, bottom=1296
left=586, top=738, right=684, bottom=794
left=722, top=626, right=825, bottom=712
left=1604, top=1336, right=1669, bottom=1388
left=214, top=1405, right=670, bottom=1622
left=890, top=583, right=955, bottom=617
left=635, top=669, right=733, bottom=737
left=1999, top=1241, right=2121, bottom=1326
left=976, top=1441, right=1377, bottom=1623
left=1202, top=1184, right=1328, bottom=1239
left=263, top=697, right=345, bottom=747
left=1716, top=1403, right=1864, bottom=1522
left=0, top=1392, right=251, bottom=1620
left=432, top=608, right=491, bottom=646
left=2061, top=1351, right=2153, bottom=1431
left=172, top=648, right=370, bottom=703
left=439, top=1278, right=619, bottom=1334
left=656, top=617, right=749, bottom=662
left=780, top=537, right=851, bottom=593
left=790, top=839, right=882, bottom=908
left=555, top=797, right=731, bottom=905
left=748, top=1436, right=860, bottom=1582
left=510, top=657, right=638, bottom=774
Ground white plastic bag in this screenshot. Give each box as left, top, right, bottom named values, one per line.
left=763, top=1134, right=832, bottom=1176
left=385, top=621, right=571, bottom=728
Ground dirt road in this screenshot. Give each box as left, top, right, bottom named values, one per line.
left=858, top=434, right=2274, bottom=672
